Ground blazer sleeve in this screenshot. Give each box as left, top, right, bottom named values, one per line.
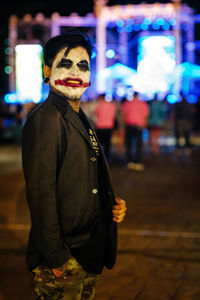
left=22, top=110, right=69, bottom=268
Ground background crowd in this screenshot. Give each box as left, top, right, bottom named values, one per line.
left=0, top=92, right=200, bottom=171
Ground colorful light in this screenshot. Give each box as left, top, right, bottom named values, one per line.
left=106, top=49, right=115, bottom=59
left=167, top=94, right=178, bottom=103
left=15, top=44, right=43, bottom=103
left=136, top=36, right=176, bottom=95
left=5, top=66, right=13, bottom=74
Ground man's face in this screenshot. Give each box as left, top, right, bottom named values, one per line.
left=50, top=46, right=90, bottom=100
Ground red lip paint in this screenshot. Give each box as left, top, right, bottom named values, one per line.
left=55, top=77, right=89, bottom=88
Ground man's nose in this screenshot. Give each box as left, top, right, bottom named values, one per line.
left=69, top=65, right=79, bottom=77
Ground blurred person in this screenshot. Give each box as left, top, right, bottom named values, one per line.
left=123, top=92, right=150, bottom=171
left=95, top=94, right=116, bottom=160
left=148, top=95, right=167, bottom=155
left=22, top=32, right=126, bottom=300
left=173, top=92, right=194, bottom=156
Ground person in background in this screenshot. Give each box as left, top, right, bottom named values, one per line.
left=22, top=32, right=126, bottom=300
left=123, top=92, right=150, bottom=171
left=173, top=92, right=194, bottom=156
left=148, top=95, right=167, bottom=155
left=95, top=94, right=116, bottom=160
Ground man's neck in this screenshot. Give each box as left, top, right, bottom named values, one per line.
left=50, top=87, right=80, bottom=113
left=67, top=99, right=80, bottom=113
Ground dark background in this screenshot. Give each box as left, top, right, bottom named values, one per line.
left=0, top=0, right=200, bottom=98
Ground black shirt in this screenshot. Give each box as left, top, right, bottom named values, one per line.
left=70, top=110, right=108, bottom=274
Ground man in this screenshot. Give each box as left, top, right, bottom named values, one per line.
left=123, top=92, right=149, bottom=171
left=22, top=32, right=126, bottom=300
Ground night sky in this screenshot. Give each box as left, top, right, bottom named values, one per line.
left=0, top=0, right=200, bottom=96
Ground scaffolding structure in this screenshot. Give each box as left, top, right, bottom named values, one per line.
left=7, top=0, right=199, bottom=98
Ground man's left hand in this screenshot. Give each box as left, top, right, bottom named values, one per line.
left=112, top=197, right=127, bottom=223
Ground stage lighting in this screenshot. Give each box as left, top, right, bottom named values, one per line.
left=125, top=25, right=133, bottom=32
left=187, top=95, right=198, bottom=103
left=106, top=49, right=115, bottom=59
left=4, top=93, right=17, bottom=103
left=167, top=94, right=178, bottom=103
left=143, top=18, right=151, bottom=25
left=116, top=19, right=124, bottom=28
left=169, top=18, right=176, bottom=26
left=5, top=66, right=13, bottom=74
left=133, top=24, right=140, bottom=31
left=141, top=23, right=148, bottom=30
left=156, top=18, right=165, bottom=25
left=127, top=19, right=134, bottom=25
left=152, top=23, right=160, bottom=30
left=162, top=23, right=170, bottom=30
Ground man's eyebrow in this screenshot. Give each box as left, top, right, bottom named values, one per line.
left=59, top=58, right=72, bottom=63
left=56, top=58, right=73, bottom=68
left=78, top=60, right=89, bottom=64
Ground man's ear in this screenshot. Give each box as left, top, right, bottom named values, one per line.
left=43, top=65, right=51, bottom=84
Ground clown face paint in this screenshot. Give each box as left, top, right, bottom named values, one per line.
left=50, top=46, right=90, bottom=100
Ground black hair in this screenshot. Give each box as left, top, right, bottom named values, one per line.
left=43, top=31, right=93, bottom=67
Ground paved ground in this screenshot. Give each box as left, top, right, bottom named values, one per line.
left=0, top=144, right=200, bottom=300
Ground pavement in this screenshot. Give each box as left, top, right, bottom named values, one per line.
left=0, top=144, right=200, bottom=300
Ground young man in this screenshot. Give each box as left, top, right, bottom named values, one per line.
left=22, top=32, right=126, bottom=300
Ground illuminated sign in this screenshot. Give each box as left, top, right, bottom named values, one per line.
left=15, top=44, right=43, bottom=103
left=135, top=35, right=176, bottom=95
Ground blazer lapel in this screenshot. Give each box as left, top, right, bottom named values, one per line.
left=49, top=91, right=97, bottom=155
left=63, top=107, right=92, bottom=147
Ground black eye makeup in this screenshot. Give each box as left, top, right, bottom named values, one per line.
left=57, top=59, right=73, bottom=69
left=77, top=60, right=90, bottom=72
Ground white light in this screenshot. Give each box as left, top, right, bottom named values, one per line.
left=15, top=44, right=43, bottom=103
left=136, top=36, right=176, bottom=95
left=106, top=49, right=115, bottom=59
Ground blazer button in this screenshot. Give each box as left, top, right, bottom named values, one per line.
left=92, top=188, right=98, bottom=194
left=90, top=157, right=97, bottom=162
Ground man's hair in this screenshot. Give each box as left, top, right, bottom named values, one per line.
left=43, top=31, right=93, bottom=67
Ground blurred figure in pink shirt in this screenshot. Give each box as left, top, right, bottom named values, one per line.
left=95, top=94, right=116, bottom=160
left=123, top=92, right=150, bottom=171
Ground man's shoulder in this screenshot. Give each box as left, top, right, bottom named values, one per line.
left=24, top=96, right=60, bottom=129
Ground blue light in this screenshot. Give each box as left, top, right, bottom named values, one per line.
left=186, top=95, right=198, bottom=104
left=143, top=18, right=151, bottom=25
left=4, top=93, right=17, bottom=103
left=169, top=18, right=176, bottom=26
left=152, top=23, right=160, bottom=30
left=116, top=19, right=124, bottom=28
left=125, top=25, right=133, bottom=32
left=127, top=19, right=134, bottom=25
left=133, top=24, right=140, bottom=31
left=140, top=23, right=148, bottom=31
left=91, top=51, right=96, bottom=59
left=108, top=22, right=115, bottom=29
left=156, top=18, right=165, bottom=26
left=117, top=27, right=124, bottom=33
left=106, top=49, right=115, bottom=59
left=167, top=94, right=178, bottom=104
left=162, top=23, right=170, bottom=30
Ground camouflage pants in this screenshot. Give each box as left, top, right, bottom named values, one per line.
left=32, top=256, right=98, bottom=300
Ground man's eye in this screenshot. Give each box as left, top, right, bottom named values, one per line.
left=57, top=59, right=72, bottom=69
left=77, top=61, right=89, bottom=71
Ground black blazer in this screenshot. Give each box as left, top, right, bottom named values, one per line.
left=22, top=91, right=117, bottom=271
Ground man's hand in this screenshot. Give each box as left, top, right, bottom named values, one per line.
left=112, top=197, right=127, bottom=223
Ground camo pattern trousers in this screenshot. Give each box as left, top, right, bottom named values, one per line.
left=32, top=256, right=98, bottom=300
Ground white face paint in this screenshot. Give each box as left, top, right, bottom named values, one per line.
left=50, top=46, right=90, bottom=100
